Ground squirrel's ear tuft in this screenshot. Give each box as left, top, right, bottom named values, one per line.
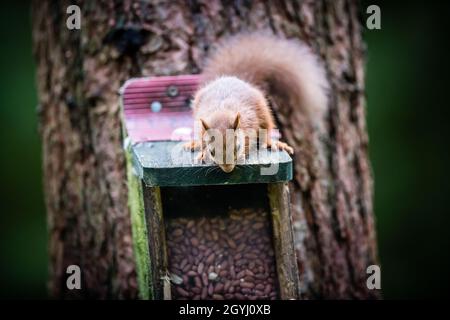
left=233, top=112, right=240, bottom=130
left=200, top=118, right=210, bottom=131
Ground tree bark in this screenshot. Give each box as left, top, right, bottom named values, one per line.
left=33, top=0, right=379, bottom=299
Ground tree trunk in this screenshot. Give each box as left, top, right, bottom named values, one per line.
left=33, top=0, right=379, bottom=299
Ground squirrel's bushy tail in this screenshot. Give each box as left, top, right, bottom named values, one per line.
left=202, top=33, right=329, bottom=127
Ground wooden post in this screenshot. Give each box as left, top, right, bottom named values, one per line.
left=268, top=182, right=300, bottom=299
left=141, top=185, right=170, bottom=300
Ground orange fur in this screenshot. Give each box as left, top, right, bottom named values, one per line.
left=187, top=33, right=329, bottom=171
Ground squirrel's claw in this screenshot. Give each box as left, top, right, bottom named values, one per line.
left=196, top=150, right=205, bottom=162
left=265, top=140, right=294, bottom=155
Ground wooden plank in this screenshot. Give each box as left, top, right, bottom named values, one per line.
left=132, top=141, right=293, bottom=187
left=125, top=147, right=152, bottom=299
left=123, top=75, right=200, bottom=89
left=142, top=185, right=171, bottom=300
left=123, top=85, right=198, bottom=95
left=268, top=182, right=300, bottom=299
left=124, top=114, right=193, bottom=142
left=120, top=75, right=198, bottom=142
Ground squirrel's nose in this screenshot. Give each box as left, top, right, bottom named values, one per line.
left=220, top=165, right=234, bottom=173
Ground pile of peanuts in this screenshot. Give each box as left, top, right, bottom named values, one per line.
left=166, top=208, right=279, bottom=300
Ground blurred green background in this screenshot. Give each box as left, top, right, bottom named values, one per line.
left=0, top=0, right=449, bottom=299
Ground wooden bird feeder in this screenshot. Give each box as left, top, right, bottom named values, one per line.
left=120, top=75, right=300, bottom=300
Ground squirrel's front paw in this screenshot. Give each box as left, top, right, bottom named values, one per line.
left=183, top=140, right=201, bottom=152
left=196, top=150, right=205, bottom=162
left=265, top=140, right=294, bottom=155
left=277, top=141, right=294, bottom=155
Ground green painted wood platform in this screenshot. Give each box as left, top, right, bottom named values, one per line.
left=131, top=141, right=293, bottom=187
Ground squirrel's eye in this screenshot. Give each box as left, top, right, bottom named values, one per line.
left=210, top=149, right=215, bottom=157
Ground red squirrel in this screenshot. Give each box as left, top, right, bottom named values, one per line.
left=185, top=33, right=329, bottom=173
